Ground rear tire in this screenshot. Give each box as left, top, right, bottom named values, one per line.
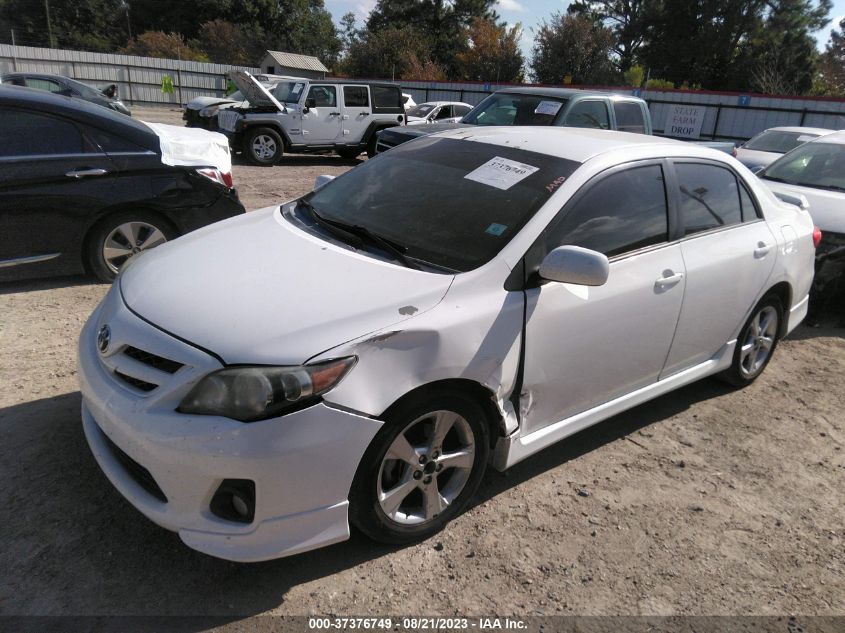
left=366, top=134, right=378, bottom=158
left=719, top=294, right=783, bottom=387
left=349, top=390, right=490, bottom=545
left=86, top=210, right=177, bottom=282
left=244, top=127, right=283, bottom=166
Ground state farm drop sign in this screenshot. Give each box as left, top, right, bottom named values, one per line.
left=665, top=105, right=706, bottom=139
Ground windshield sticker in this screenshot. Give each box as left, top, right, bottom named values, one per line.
left=534, top=100, right=563, bottom=116
left=465, top=157, right=540, bottom=190
left=485, top=223, right=508, bottom=236
left=292, top=83, right=304, bottom=94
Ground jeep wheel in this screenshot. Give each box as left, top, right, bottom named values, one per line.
left=245, top=127, right=283, bottom=166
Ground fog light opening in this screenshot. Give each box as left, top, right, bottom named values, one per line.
left=210, top=479, right=256, bottom=524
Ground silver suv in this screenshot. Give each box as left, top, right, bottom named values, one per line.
left=218, top=71, right=406, bottom=165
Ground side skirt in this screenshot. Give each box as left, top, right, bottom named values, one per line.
left=491, top=341, right=736, bottom=471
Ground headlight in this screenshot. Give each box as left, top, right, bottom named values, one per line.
left=199, top=105, right=220, bottom=117
left=177, top=357, right=356, bottom=422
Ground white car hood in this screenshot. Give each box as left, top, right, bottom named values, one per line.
left=142, top=122, right=232, bottom=173
left=120, top=207, right=454, bottom=365
left=228, top=70, right=284, bottom=110
left=186, top=96, right=236, bottom=111
left=762, top=179, right=845, bottom=233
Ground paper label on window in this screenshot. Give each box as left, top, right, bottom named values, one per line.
left=534, top=100, right=562, bottom=116
left=796, top=135, right=814, bottom=142
left=465, top=157, right=539, bottom=190
left=292, top=83, right=304, bottom=94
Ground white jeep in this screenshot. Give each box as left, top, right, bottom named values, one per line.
left=218, top=71, right=406, bottom=165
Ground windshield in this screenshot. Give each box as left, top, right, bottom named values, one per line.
left=272, top=81, right=307, bottom=104
left=303, top=137, right=581, bottom=271
left=407, top=104, right=436, bottom=117
left=462, top=93, right=568, bottom=127
left=229, top=90, right=243, bottom=101
left=762, top=142, right=845, bottom=191
left=744, top=130, right=820, bottom=154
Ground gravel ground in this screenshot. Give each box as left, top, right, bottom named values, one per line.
left=0, top=107, right=843, bottom=619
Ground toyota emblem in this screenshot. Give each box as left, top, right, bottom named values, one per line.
left=97, top=324, right=111, bottom=354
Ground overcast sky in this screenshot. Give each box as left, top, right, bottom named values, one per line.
left=325, top=0, right=845, bottom=69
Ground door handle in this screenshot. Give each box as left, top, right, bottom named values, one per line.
left=754, top=242, right=772, bottom=258
left=655, top=271, right=684, bottom=288
left=66, top=168, right=107, bottom=178
left=360, top=112, right=369, bottom=117
left=328, top=112, right=340, bottom=116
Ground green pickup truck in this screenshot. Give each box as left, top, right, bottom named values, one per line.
left=376, top=87, right=735, bottom=155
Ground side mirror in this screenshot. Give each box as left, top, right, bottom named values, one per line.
left=314, top=174, right=334, bottom=190
left=304, top=97, right=316, bottom=112
left=539, top=245, right=609, bottom=286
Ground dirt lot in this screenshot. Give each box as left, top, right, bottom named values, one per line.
left=0, top=106, right=843, bottom=619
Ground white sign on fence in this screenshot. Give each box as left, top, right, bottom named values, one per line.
left=665, top=105, right=707, bottom=138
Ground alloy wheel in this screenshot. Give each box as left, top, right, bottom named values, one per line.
left=102, top=221, right=167, bottom=273
left=739, top=305, right=778, bottom=378
left=251, top=135, right=277, bottom=160
left=377, top=410, right=476, bottom=526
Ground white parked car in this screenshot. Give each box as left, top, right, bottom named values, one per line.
left=759, top=130, right=845, bottom=290
left=402, top=93, right=416, bottom=110
left=78, top=127, right=817, bottom=562
left=406, top=101, right=473, bottom=125
left=735, top=126, right=834, bottom=171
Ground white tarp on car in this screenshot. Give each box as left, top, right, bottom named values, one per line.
left=142, top=122, right=232, bottom=173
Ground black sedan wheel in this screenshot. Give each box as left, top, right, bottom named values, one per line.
left=87, top=211, right=176, bottom=282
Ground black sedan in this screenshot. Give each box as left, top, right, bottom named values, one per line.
left=0, top=85, right=245, bottom=282
left=2, top=72, right=131, bottom=116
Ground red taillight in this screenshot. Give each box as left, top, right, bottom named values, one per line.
left=813, top=226, right=822, bottom=248
left=196, top=168, right=233, bottom=189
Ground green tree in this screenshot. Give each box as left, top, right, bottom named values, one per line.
left=567, top=0, right=654, bottom=72
left=122, top=31, right=208, bottom=61
left=366, top=0, right=499, bottom=75
left=639, top=0, right=766, bottom=90
left=0, top=0, right=128, bottom=51
left=530, top=12, right=618, bottom=85
left=342, top=25, right=444, bottom=80
left=338, top=11, right=361, bottom=58
left=748, top=0, right=832, bottom=94
left=455, top=18, right=524, bottom=82
left=190, top=19, right=263, bottom=65
left=814, top=16, right=845, bottom=94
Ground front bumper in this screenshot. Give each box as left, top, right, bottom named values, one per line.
left=78, top=285, right=383, bottom=561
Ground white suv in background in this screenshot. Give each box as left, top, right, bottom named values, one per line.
left=217, top=71, right=406, bottom=164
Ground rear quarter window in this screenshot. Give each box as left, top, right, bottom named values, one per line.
left=372, top=86, right=402, bottom=110
left=613, top=101, right=647, bottom=134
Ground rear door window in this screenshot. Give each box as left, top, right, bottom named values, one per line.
left=0, top=109, right=87, bottom=156
left=675, top=163, right=743, bottom=236
left=613, top=101, right=647, bottom=134
left=564, top=100, right=611, bottom=130
left=547, top=164, right=668, bottom=257
left=343, top=86, right=369, bottom=108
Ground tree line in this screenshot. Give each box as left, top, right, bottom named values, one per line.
left=0, top=0, right=842, bottom=96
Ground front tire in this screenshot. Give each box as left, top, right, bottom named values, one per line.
left=720, top=294, right=783, bottom=387
left=244, top=127, right=283, bottom=165
left=349, top=391, right=490, bottom=544
left=86, top=211, right=176, bottom=282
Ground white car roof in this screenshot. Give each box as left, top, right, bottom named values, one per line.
left=761, top=126, right=835, bottom=136
left=429, top=126, right=710, bottom=164
left=418, top=101, right=472, bottom=107
left=805, top=130, right=845, bottom=145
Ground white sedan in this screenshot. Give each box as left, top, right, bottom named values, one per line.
left=406, top=101, right=473, bottom=125
left=78, top=127, right=817, bottom=562
left=735, top=126, right=834, bottom=171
